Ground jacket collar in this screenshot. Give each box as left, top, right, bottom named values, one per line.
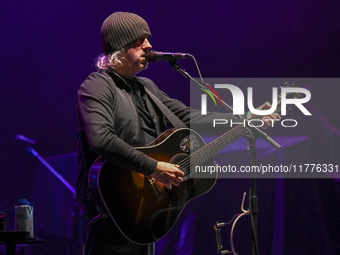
left=104, top=70, right=146, bottom=92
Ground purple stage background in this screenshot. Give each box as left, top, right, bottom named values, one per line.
left=1, top=0, right=340, bottom=254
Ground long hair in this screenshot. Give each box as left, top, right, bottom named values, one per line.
left=95, top=48, right=127, bottom=71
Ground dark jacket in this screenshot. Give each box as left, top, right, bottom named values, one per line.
left=76, top=70, right=238, bottom=211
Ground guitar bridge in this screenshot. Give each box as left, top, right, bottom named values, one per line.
left=147, top=177, right=165, bottom=203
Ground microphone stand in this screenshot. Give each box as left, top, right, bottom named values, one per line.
left=27, top=147, right=76, bottom=195
left=169, top=60, right=281, bottom=150
left=246, top=130, right=259, bottom=255
left=168, top=59, right=281, bottom=255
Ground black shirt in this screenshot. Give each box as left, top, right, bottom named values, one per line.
left=130, top=79, right=157, bottom=146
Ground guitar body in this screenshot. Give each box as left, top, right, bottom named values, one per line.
left=88, top=128, right=216, bottom=244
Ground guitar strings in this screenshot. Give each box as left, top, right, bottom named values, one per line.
left=175, top=101, right=284, bottom=177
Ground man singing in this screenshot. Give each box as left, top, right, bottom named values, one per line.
left=76, top=11, right=280, bottom=255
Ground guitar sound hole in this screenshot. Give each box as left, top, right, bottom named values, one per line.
left=170, top=153, right=190, bottom=181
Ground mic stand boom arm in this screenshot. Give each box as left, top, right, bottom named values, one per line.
left=169, top=60, right=282, bottom=150
left=27, top=147, right=76, bottom=195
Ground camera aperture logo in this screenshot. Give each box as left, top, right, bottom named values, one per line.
left=199, top=83, right=312, bottom=128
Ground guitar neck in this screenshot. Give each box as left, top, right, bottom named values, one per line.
left=190, top=90, right=289, bottom=167
left=190, top=115, right=263, bottom=167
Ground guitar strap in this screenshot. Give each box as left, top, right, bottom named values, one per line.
left=144, top=87, right=188, bottom=129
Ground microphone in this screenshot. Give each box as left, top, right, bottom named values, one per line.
left=15, top=134, right=36, bottom=144
left=145, top=51, right=192, bottom=62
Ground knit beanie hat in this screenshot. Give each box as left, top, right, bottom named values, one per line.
left=100, top=12, right=151, bottom=54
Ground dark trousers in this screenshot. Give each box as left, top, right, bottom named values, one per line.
left=83, top=214, right=155, bottom=255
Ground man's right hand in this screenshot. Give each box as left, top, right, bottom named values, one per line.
left=151, top=162, right=184, bottom=190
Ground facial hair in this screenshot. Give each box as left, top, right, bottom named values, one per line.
left=125, top=48, right=148, bottom=73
